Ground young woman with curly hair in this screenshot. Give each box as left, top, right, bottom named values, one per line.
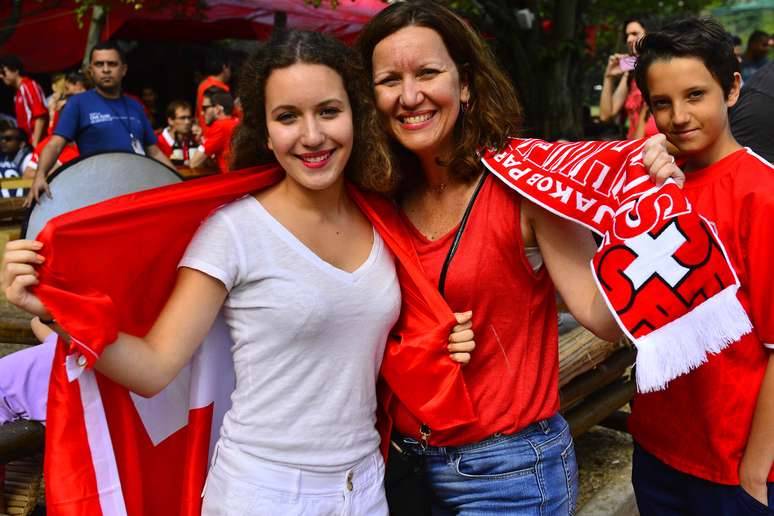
left=2, top=29, right=474, bottom=515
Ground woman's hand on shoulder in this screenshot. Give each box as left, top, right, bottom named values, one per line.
left=2, top=239, right=52, bottom=319
left=448, top=311, right=475, bottom=365
left=643, top=134, right=684, bottom=188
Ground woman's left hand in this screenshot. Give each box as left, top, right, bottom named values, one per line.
left=448, top=311, right=475, bottom=365
left=643, top=134, right=685, bottom=188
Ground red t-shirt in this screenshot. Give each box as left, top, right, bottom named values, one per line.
left=196, top=77, right=230, bottom=130
left=624, top=80, right=659, bottom=139
left=200, top=117, right=238, bottom=173
left=29, top=135, right=79, bottom=171
left=628, top=148, right=774, bottom=485
left=15, top=76, right=48, bottom=139
left=392, top=175, right=560, bottom=446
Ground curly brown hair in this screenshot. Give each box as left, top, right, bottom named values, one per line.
left=357, top=1, right=523, bottom=188
left=231, top=30, right=397, bottom=193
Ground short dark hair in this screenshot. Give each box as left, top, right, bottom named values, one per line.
left=203, top=50, right=229, bottom=76
left=634, top=17, right=739, bottom=105
left=202, top=86, right=228, bottom=111
left=65, top=70, right=86, bottom=85
left=0, top=55, right=23, bottom=74
left=210, top=90, right=234, bottom=116
left=203, top=86, right=226, bottom=98
left=166, top=100, right=192, bottom=120
left=2, top=127, right=27, bottom=145
left=748, top=30, right=769, bottom=46
left=623, top=15, right=656, bottom=36
left=90, top=41, right=126, bottom=64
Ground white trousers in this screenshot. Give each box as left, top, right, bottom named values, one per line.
left=201, top=442, right=388, bottom=516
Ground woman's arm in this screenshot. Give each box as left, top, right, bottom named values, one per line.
left=599, top=55, right=629, bottom=122
left=523, top=202, right=621, bottom=341
left=3, top=239, right=227, bottom=397
left=95, top=267, right=227, bottom=397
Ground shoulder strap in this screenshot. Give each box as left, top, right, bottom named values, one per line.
left=438, top=171, right=489, bottom=296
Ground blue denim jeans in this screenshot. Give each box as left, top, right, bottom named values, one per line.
left=395, top=413, right=578, bottom=515
left=633, top=442, right=773, bottom=515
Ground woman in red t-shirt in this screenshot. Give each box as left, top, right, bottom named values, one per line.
left=358, top=3, right=623, bottom=514
left=599, top=17, right=660, bottom=139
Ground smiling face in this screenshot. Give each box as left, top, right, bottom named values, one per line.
left=371, top=26, right=469, bottom=163
left=625, top=21, right=646, bottom=56
left=265, top=63, right=354, bottom=192
left=646, top=57, right=741, bottom=171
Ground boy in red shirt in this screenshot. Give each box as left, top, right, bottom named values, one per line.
left=629, top=17, right=774, bottom=514
left=0, top=55, right=48, bottom=147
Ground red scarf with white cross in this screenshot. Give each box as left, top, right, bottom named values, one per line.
left=481, top=138, right=752, bottom=392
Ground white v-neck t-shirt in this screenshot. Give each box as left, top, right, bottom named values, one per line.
left=179, top=195, right=401, bottom=472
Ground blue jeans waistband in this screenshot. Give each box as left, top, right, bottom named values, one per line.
left=392, top=414, right=559, bottom=457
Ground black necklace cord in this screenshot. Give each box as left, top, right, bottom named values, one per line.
left=438, top=171, right=489, bottom=297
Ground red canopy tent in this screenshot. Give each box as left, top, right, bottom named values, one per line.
left=0, top=0, right=387, bottom=73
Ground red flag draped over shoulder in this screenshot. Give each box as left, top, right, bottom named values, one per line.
left=33, top=166, right=476, bottom=516
left=37, top=165, right=285, bottom=516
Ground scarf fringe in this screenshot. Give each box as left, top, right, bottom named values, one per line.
left=634, top=285, right=752, bottom=393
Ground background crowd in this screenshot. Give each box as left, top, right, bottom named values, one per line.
left=0, top=2, right=772, bottom=515
left=0, top=7, right=771, bottom=198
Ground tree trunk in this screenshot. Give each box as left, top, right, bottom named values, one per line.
left=538, top=0, right=581, bottom=139
left=82, top=5, right=107, bottom=69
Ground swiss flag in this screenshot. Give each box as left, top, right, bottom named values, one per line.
left=38, top=166, right=285, bottom=515
left=34, top=165, right=477, bottom=515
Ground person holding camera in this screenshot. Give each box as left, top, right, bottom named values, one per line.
left=599, top=17, right=659, bottom=139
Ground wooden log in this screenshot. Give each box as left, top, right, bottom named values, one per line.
left=564, top=378, right=636, bottom=438
left=1, top=456, right=41, bottom=516
left=0, top=421, right=44, bottom=465
left=176, top=166, right=219, bottom=179
left=0, top=463, right=4, bottom=514
left=0, top=198, right=27, bottom=222
left=0, top=318, right=36, bottom=345
left=598, top=410, right=631, bottom=434
left=0, top=179, right=32, bottom=191
left=559, top=347, right=636, bottom=412
left=558, top=326, right=625, bottom=387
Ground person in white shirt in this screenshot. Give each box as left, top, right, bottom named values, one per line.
left=2, top=30, right=475, bottom=515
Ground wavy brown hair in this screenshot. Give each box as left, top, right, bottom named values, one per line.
left=357, top=1, right=522, bottom=188
left=231, top=30, right=397, bottom=193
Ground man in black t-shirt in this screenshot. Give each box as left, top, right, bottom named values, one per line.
left=730, top=61, right=774, bottom=163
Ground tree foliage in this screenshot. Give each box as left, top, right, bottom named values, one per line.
left=73, top=0, right=202, bottom=27
left=445, top=0, right=715, bottom=138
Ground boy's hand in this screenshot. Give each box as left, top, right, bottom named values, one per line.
left=739, top=457, right=770, bottom=506
left=448, top=311, right=475, bottom=365
left=643, top=133, right=685, bottom=188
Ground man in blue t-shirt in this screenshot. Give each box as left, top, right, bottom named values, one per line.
left=27, top=41, right=174, bottom=205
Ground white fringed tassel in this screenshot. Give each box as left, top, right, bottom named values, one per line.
left=634, top=285, right=753, bottom=393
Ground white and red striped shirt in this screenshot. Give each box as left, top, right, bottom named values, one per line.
left=14, top=76, right=47, bottom=139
